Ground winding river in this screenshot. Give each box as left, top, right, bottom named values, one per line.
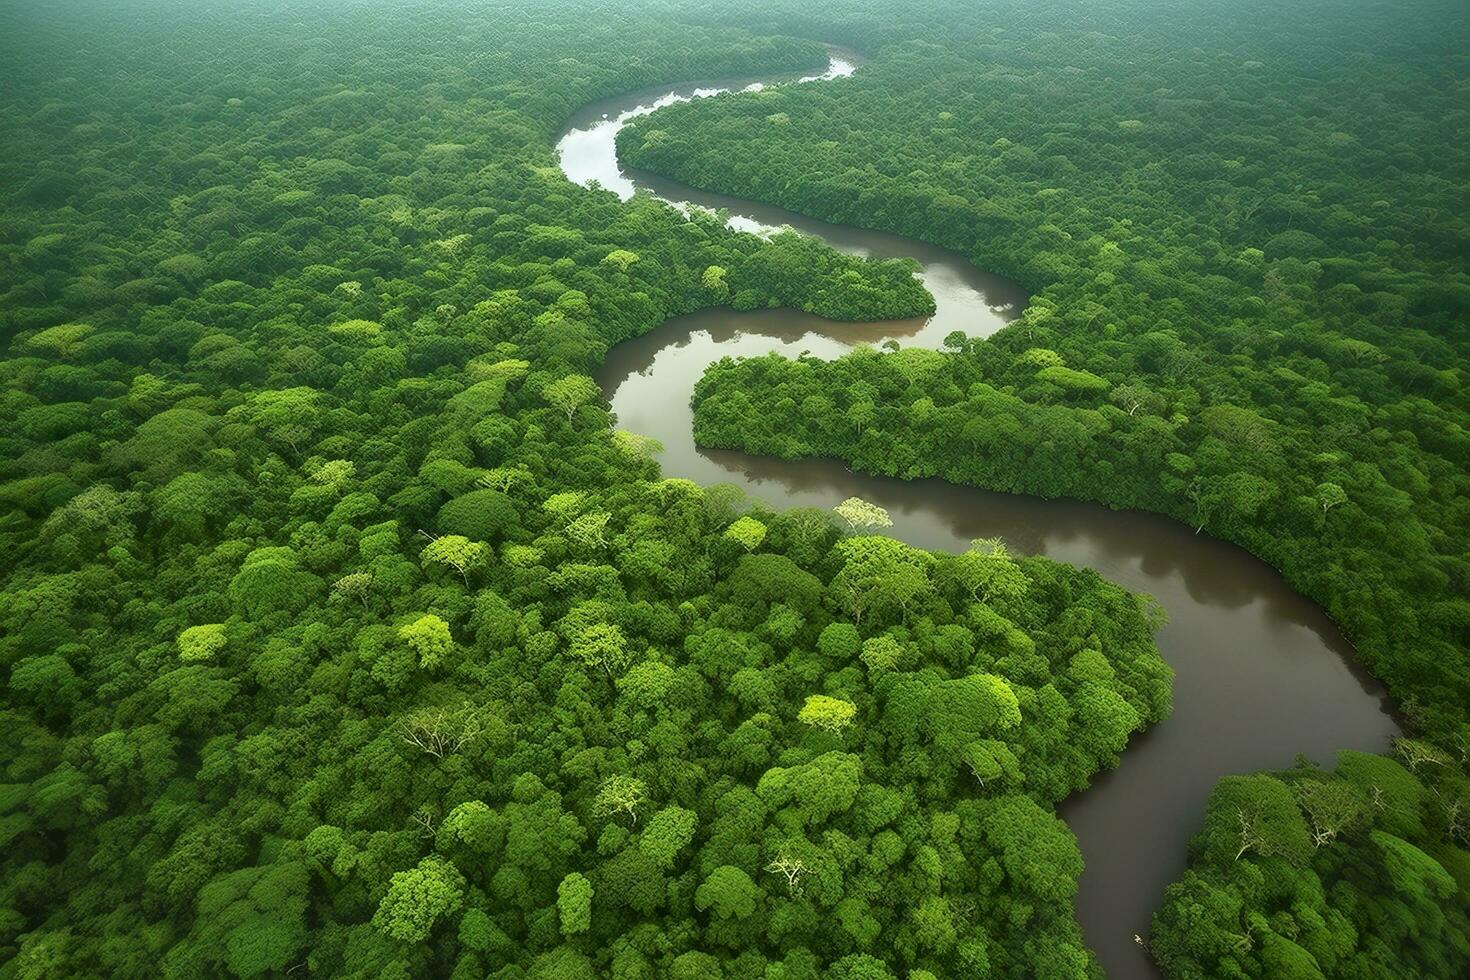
left=556, top=49, right=1398, bottom=979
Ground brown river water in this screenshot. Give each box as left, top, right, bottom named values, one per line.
left=556, top=49, right=1398, bottom=979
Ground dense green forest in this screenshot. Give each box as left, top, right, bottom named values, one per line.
left=637, top=0, right=1470, bottom=737
left=0, top=1, right=1155, bottom=978
left=621, top=0, right=1470, bottom=975
left=3, top=0, right=1468, bottom=977
left=1154, top=750, right=1470, bottom=978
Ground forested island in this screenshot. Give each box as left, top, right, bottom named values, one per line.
left=2, top=1, right=1467, bottom=979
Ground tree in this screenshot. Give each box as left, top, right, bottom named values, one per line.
left=1373, top=830, right=1456, bottom=902
left=1394, top=737, right=1452, bottom=773
left=724, top=516, right=767, bottom=552
left=25, top=322, right=95, bottom=358
left=765, top=851, right=811, bottom=895
left=616, top=660, right=677, bottom=708
left=477, top=464, right=532, bottom=493
left=152, top=472, right=233, bottom=538
left=438, top=488, right=517, bottom=541
left=594, top=775, right=648, bottom=826
left=1295, top=779, right=1364, bottom=848
left=702, top=264, right=729, bottom=300
left=950, top=538, right=1027, bottom=606
left=329, top=317, right=380, bottom=342
left=834, top=496, right=892, bottom=532
left=420, top=534, right=488, bottom=584
left=639, top=806, right=698, bottom=869
left=42, top=484, right=141, bottom=558
left=695, top=866, right=761, bottom=920
left=859, top=635, right=904, bottom=672
left=185, top=861, right=311, bottom=977
left=397, top=702, right=484, bottom=760
left=1196, top=775, right=1313, bottom=865
left=309, top=458, right=355, bottom=488
left=911, top=896, right=957, bottom=955
left=229, top=547, right=318, bottom=619
left=1314, top=482, right=1348, bottom=519
left=150, top=666, right=239, bottom=731
left=372, top=857, right=465, bottom=943
left=962, top=739, right=1021, bottom=789
left=797, top=694, right=857, bottom=734
left=1110, top=383, right=1159, bottom=417
left=979, top=795, right=1082, bottom=903
left=602, top=248, right=639, bottom=272
left=398, top=614, right=454, bottom=669
left=931, top=674, right=1022, bottom=748
left=757, top=751, right=862, bottom=828
left=832, top=535, right=933, bottom=624
left=612, top=429, right=662, bottom=460
left=177, top=624, right=227, bottom=663
left=248, top=387, right=319, bottom=455
left=9, top=655, right=80, bottom=720
left=1258, top=933, right=1328, bottom=980
left=565, top=511, right=611, bottom=549
left=544, top=491, right=588, bottom=525
left=570, top=622, right=630, bottom=675
left=557, top=872, right=593, bottom=935
left=331, top=571, right=373, bottom=607
left=544, top=374, right=600, bottom=422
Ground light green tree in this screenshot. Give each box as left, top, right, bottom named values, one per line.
left=859, top=635, right=904, bottom=672
left=834, top=496, right=893, bottom=532
left=765, top=850, right=811, bottom=895
left=724, top=516, right=767, bottom=552
left=798, top=694, right=857, bottom=734
left=1296, top=780, right=1364, bottom=848
left=331, top=571, right=373, bottom=607
left=178, top=624, right=228, bottom=663
left=557, top=872, right=593, bottom=935
left=420, top=534, right=488, bottom=584
left=329, top=318, right=381, bottom=342
left=565, top=511, right=611, bottom=549
left=24, top=322, right=95, bottom=359
left=372, top=856, right=465, bottom=943
left=399, top=614, right=454, bottom=669
left=1314, top=482, right=1348, bottom=519
left=833, top=535, right=934, bottom=624
left=613, top=429, right=663, bottom=460
left=602, top=248, right=640, bottom=272
left=309, top=459, right=355, bottom=488
left=543, top=374, right=600, bottom=422
left=952, top=538, right=1028, bottom=605
left=594, top=774, right=648, bottom=826
left=477, top=464, right=532, bottom=493
left=571, top=622, right=630, bottom=675
left=1394, top=737, right=1452, bottom=773
left=543, top=491, right=587, bottom=525
left=702, top=264, right=729, bottom=300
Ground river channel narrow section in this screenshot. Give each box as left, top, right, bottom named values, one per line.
left=556, top=49, right=1398, bottom=980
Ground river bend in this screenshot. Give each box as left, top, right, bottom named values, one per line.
left=556, top=48, right=1397, bottom=979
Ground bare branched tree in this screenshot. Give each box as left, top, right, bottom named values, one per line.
left=398, top=702, right=484, bottom=760
left=765, top=852, right=811, bottom=895
left=411, top=804, right=440, bottom=838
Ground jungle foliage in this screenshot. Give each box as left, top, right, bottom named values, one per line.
left=1152, top=746, right=1470, bottom=979
left=623, top=0, right=1470, bottom=974
left=0, top=1, right=1171, bottom=978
